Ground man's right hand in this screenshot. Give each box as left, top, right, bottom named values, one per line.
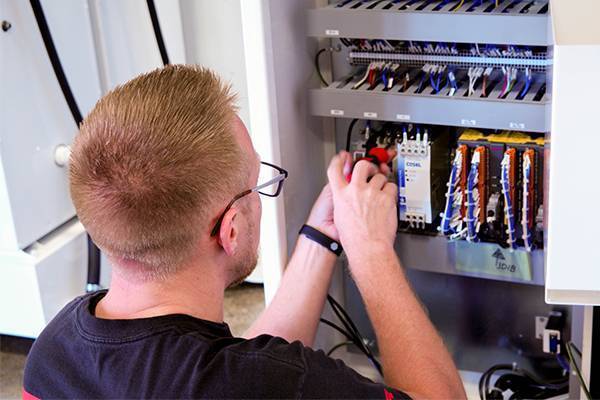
left=326, top=151, right=466, bottom=399
left=326, top=151, right=398, bottom=266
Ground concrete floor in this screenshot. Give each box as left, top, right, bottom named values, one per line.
left=0, top=284, right=265, bottom=399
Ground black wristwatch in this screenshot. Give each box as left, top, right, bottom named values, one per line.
left=299, top=224, right=343, bottom=256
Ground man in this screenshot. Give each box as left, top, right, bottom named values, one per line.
left=24, top=65, right=465, bottom=399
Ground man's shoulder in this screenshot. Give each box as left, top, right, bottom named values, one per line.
left=224, top=334, right=307, bottom=370
left=23, top=293, right=94, bottom=392
left=32, top=293, right=89, bottom=343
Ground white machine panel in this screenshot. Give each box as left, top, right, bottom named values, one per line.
left=0, top=0, right=101, bottom=249
left=0, top=220, right=86, bottom=338
left=545, top=0, right=600, bottom=305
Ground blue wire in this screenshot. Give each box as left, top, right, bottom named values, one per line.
left=518, top=71, right=533, bottom=100
left=382, top=66, right=389, bottom=88
left=429, top=71, right=438, bottom=92
left=450, top=69, right=458, bottom=90
left=336, top=0, right=355, bottom=7
left=441, top=163, right=459, bottom=235
left=466, top=161, right=479, bottom=241
left=417, top=70, right=428, bottom=93
left=501, top=159, right=517, bottom=250
left=556, top=354, right=570, bottom=373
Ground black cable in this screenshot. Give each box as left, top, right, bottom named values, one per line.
left=566, top=341, right=592, bottom=400
left=324, top=295, right=382, bottom=374
left=327, top=299, right=374, bottom=363
left=321, top=307, right=376, bottom=371
left=326, top=297, right=366, bottom=351
left=146, top=0, right=170, bottom=66
left=345, top=119, right=359, bottom=152
left=327, top=295, right=367, bottom=349
left=479, top=363, right=570, bottom=400
left=479, top=364, right=512, bottom=400
left=315, top=48, right=330, bottom=87
left=320, top=318, right=354, bottom=341
left=326, top=341, right=354, bottom=357
left=29, top=0, right=102, bottom=291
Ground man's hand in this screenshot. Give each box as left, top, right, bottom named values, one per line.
left=326, top=151, right=398, bottom=265
left=326, top=151, right=466, bottom=399
left=308, top=150, right=396, bottom=242
left=306, top=184, right=339, bottom=240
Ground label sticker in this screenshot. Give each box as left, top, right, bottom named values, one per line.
left=364, top=111, right=378, bottom=118
left=396, top=114, right=411, bottom=121
left=455, top=241, right=533, bottom=281
left=325, top=29, right=340, bottom=36
left=330, top=109, right=344, bottom=116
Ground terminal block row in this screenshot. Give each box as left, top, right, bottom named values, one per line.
left=440, top=129, right=544, bottom=251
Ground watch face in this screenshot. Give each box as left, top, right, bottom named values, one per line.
left=330, top=243, right=339, bottom=251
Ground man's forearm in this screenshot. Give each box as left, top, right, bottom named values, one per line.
left=243, top=236, right=336, bottom=346
left=349, top=246, right=466, bottom=399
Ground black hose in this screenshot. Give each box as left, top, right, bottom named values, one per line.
left=30, top=0, right=102, bottom=292
left=30, top=0, right=83, bottom=124
left=147, top=0, right=170, bottom=65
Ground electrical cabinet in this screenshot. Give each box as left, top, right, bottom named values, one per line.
left=244, top=0, right=599, bottom=397
left=1, top=0, right=596, bottom=396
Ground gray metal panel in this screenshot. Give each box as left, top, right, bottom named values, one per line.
left=343, top=267, right=571, bottom=379
left=310, top=88, right=550, bottom=133
left=307, top=8, right=550, bottom=45
left=395, top=234, right=545, bottom=286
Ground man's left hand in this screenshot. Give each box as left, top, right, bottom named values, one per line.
left=306, top=184, right=340, bottom=241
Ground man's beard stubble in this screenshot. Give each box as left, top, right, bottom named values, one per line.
left=226, top=246, right=259, bottom=289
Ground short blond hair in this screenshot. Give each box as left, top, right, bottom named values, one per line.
left=70, top=65, right=244, bottom=278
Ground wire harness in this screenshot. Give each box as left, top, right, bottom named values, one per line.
left=440, top=146, right=467, bottom=238
left=521, top=150, right=535, bottom=251
left=500, top=149, right=517, bottom=250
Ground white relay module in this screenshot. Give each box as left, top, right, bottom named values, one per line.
left=396, top=130, right=433, bottom=228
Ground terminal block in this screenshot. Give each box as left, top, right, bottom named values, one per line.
left=440, top=129, right=544, bottom=250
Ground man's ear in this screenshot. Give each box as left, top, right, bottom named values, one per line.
left=217, top=207, right=239, bottom=256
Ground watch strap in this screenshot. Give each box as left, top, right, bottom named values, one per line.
left=299, top=224, right=343, bottom=256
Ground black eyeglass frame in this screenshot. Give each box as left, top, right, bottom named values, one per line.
left=210, top=161, right=288, bottom=237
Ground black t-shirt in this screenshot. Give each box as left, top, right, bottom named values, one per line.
left=24, top=291, right=410, bottom=399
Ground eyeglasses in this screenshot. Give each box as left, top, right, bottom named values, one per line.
left=210, top=161, right=288, bottom=237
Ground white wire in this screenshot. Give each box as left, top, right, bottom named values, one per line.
left=521, top=153, right=533, bottom=252
left=500, top=153, right=517, bottom=250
